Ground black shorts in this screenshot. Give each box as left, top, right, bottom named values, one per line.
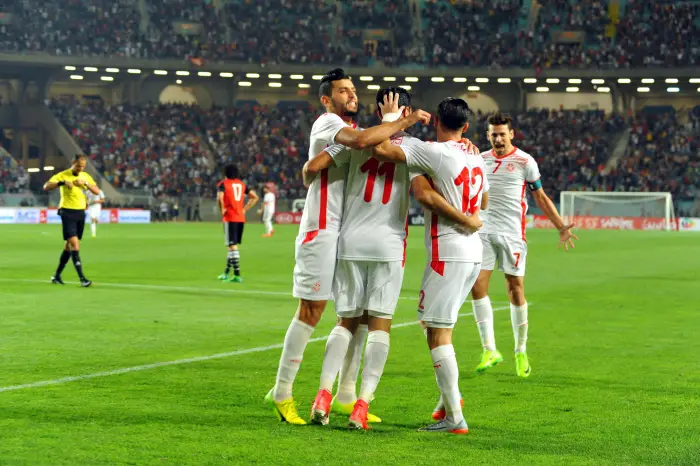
left=60, top=208, right=86, bottom=241
left=224, top=222, right=244, bottom=246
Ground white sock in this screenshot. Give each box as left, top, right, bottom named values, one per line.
left=319, top=326, right=352, bottom=393
left=358, top=330, right=390, bottom=403
left=431, top=344, right=463, bottom=424
left=273, top=318, right=315, bottom=402
left=335, top=324, right=368, bottom=404
left=511, top=302, right=529, bottom=353
left=91, top=222, right=97, bottom=236
left=472, top=296, right=496, bottom=351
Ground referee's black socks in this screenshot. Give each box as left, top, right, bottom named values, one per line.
left=70, top=251, right=86, bottom=280
left=55, top=250, right=71, bottom=278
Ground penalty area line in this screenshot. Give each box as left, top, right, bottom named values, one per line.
left=0, top=305, right=512, bottom=393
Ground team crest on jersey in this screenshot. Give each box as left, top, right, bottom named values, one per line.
left=312, top=282, right=321, bottom=292
left=507, top=163, right=516, bottom=172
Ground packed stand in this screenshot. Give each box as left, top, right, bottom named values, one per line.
left=612, top=111, right=698, bottom=214
left=223, top=0, right=345, bottom=65
left=422, top=0, right=532, bottom=67
left=203, top=103, right=313, bottom=200
left=0, top=156, right=29, bottom=194
left=50, top=98, right=215, bottom=198
left=145, top=0, right=228, bottom=61
left=0, top=0, right=148, bottom=58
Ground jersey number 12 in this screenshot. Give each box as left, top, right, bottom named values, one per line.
left=454, top=167, right=484, bottom=214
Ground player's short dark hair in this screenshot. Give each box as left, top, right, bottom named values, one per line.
left=375, top=86, right=412, bottom=110
left=319, top=68, right=351, bottom=99
left=487, top=112, right=513, bottom=130
left=224, top=164, right=238, bottom=179
left=437, top=97, right=472, bottom=131
left=73, top=154, right=87, bottom=162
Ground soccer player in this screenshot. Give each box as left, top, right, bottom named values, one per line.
left=265, top=69, right=429, bottom=425
left=43, top=154, right=101, bottom=287
left=86, top=187, right=105, bottom=238
left=305, top=89, right=480, bottom=430
left=470, top=112, right=578, bottom=377
left=371, top=97, right=488, bottom=434
left=217, top=164, right=259, bottom=283
left=258, top=183, right=276, bottom=237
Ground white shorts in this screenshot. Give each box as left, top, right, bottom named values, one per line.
left=332, top=259, right=404, bottom=319
left=87, top=206, right=101, bottom=220
left=480, top=233, right=527, bottom=277
left=417, top=261, right=480, bottom=329
left=292, top=230, right=339, bottom=301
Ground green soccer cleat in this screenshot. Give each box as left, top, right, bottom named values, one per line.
left=515, top=352, right=531, bottom=378
left=229, top=276, right=243, bottom=283
left=475, top=349, right=503, bottom=373
left=217, top=273, right=229, bottom=281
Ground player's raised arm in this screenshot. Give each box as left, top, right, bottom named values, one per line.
left=530, top=183, right=578, bottom=251
left=334, top=94, right=430, bottom=150
left=411, top=175, right=482, bottom=234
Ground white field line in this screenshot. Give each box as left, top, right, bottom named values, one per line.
left=0, top=278, right=509, bottom=304
left=0, top=305, right=510, bottom=393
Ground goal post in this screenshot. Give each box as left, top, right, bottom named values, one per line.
left=559, top=191, right=676, bottom=231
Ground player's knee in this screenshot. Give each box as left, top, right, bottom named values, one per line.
left=297, top=299, right=326, bottom=327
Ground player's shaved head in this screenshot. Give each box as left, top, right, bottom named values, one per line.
left=437, top=97, right=472, bottom=131
left=225, top=164, right=239, bottom=179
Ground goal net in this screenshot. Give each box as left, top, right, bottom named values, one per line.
left=559, top=191, right=676, bottom=231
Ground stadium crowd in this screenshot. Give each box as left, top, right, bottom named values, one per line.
left=1, top=0, right=698, bottom=68
left=0, top=156, right=29, bottom=194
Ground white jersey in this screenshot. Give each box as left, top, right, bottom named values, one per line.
left=298, top=113, right=350, bottom=235
left=336, top=132, right=421, bottom=262
left=402, top=139, right=489, bottom=263
left=263, top=192, right=276, bottom=215
left=86, top=189, right=104, bottom=208
left=480, top=147, right=540, bottom=240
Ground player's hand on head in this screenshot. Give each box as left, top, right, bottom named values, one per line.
left=407, top=109, right=431, bottom=126
left=557, top=224, right=578, bottom=251
left=379, top=91, right=404, bottom=118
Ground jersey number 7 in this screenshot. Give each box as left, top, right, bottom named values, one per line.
left=361, top=157, right=395, bottom=205
left=454, top=167, right=484, bottom=214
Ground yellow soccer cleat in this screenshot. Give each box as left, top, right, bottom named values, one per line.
left=331, top=396, right=382, bottom=423
left=264, top=389, right=307, bottom=425
left=475, top=349, right=504, bottom=373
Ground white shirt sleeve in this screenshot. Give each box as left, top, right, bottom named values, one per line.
left=99, top=190, right=105, bottom=200
left=479, top=159, right=490, bottom=193
left=525, top=157, right=541, bottom=183
left=312, top=113, right=347, bottom=146
left=401, top=141, right=442, bottom=178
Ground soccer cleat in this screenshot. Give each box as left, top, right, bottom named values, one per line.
left=310, top=389, right=332, bottom=425
left=80, top=278, right=92, bottom=288
left=228, top=276, right=243, bottom=283
left=431, top=397, right=465, bottom=421
left=476, top=349, right=504, bottom=373
left=348, top=399, right=370, bottom=430
left=217, top=273, right=229, bottom=281
left=515, top=352, right=531, bottom=378
left=262, top=233, right=273, bottom=238
left=51, top=276, right=64, bottom=285
left=419, top=418, right=469, bottom=434
left=331, top=396, right=382, bottom=423
left=264, top=389, right=306, bottom=425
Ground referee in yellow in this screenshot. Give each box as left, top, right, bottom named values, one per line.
left=43, top=154, right=100, bottom=287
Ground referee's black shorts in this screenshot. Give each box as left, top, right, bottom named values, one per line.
left=59, top=208, right=86, bottom=241
left=224, top=222, right=244, bottom=246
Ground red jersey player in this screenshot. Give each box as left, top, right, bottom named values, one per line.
left=217, top=164, right=258, bottom=283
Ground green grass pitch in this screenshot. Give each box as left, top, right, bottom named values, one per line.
left=1, top=223, right=699, bottom=465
